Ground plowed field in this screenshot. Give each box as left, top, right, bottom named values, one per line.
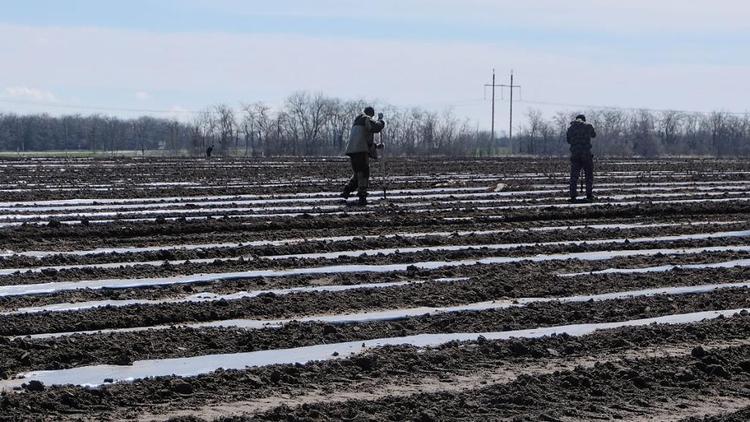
left=1, top=157, right=749, bottom=421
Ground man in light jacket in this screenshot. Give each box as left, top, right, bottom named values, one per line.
left=341, top=106, right=385, bottom=206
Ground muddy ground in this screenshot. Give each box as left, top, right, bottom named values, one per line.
left=0, top=315, right=748, bottom=420
left=1, top=249, right=749, bottom=314
left=2, top=157, right=750, bottom=420
left=1, top=289, right=749, bottom=376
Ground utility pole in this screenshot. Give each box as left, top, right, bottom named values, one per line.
left=485, top=69, right=521, bottom=153
left=499, top=70, right=521, bottom=154
left=484, top=68, right=499, bottom=141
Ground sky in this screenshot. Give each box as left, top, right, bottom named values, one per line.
left=0, top=0, right=748, bottom=131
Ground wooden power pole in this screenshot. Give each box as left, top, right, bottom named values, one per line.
left=485, top=69, right=521, bottom=154
left=484, top=69, right=499, bottom=141
left=500, top=70, right=521, bottom=154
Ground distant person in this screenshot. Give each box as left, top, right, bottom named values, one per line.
left=206, top=144, right=214, bottom=159
left=341, top=107, right=385, bottom=206
left=567, top=114, right=596, bottom=202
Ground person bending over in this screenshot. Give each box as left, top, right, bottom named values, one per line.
left=341, top=106, right=385, bottom=206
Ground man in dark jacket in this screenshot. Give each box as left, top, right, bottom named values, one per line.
left=341, top=106, right=385, bottom=206
left=566, top=114, right=596, bottom=201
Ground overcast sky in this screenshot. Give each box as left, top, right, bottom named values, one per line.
left=0, top=0, right=748, bottom=131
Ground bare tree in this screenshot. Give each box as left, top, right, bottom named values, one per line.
left=194, top=109, right=216, bottom=152
left=657, top=110, right=683, bottom=150
left=214, top=104, right=236, bottom=155
left=239, top=102, right=272, bottom=157
left=285, top=92, right=333, bottom=156
left=3, top=92, right=750, bottom=157
left=631, top=109, right=660, bottom=157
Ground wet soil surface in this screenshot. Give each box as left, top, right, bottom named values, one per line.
left=2, top=230, right=750, bottom=290
left=4, top=157, right=750, bottom=420
left=249, top=343, right=750, bottom=421
left=2, top=263, right=750, bottom=334
left=3, top=250, right=750, bottom=311
left=0, top=314, right=748, bottom=420
left=2, top=200, right=749, bottom=250
left=2, top=289, right=749, bottom=374
left=2, top=219, right=747, bottom=274
left=682, top=407, right=750, bottom=421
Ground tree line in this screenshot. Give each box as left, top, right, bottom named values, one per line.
left=516, top=109, right=750, bottom=157
left=1, top=92, right=748, bottom=157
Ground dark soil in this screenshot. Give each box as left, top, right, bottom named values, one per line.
left=3, top=219, right=747, bottom=282
left=1, top=289, right=749, bottom=374
left=682, top=407, right=750, bottom=422
left=0, top=314, right=747, bottom=421
left=3, top=157, right=750, bottom=421
left=3, top=250, right=750, bottom=312
left=250, top=343, right=750, bottom=421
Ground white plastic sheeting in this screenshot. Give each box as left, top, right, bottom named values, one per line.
left=2, top=308, right=745, bottom=390
left=5, top=188, right=746, bottom=214
left=1, top=219, right=735, bottom=261
left=2, top=189, right=750, bottom=224
left=0, top=188, right=499, bottom=212
left=263, top=229, right=750, bottom=260
left=4, top=245, right=750, bottom=297
left=1, top=196, right=748, bottom=228
left=15, top=281, right=750, bottom=339
left=559, top=258, right=750, bottom=277
left=2, top=277, right=470, bottom=315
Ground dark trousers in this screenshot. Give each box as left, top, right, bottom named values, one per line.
left=343, top=152, right=370, bottom=198
left=570, top=154, right=594, bottom=199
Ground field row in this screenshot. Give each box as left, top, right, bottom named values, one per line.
left=2, top=158, right=750, bottom=420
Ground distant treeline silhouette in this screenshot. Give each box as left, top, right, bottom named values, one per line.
left=1, top=92, right=748, bottom=157
left=516, top=108, right=750, bottom=157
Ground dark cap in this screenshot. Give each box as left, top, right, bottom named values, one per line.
left=364, top=106, right=375, bottom=116
left=575, top=114, right=586, bottom=122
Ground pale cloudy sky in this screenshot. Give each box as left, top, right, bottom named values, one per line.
left=0, top=0, right=748, bottom=130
